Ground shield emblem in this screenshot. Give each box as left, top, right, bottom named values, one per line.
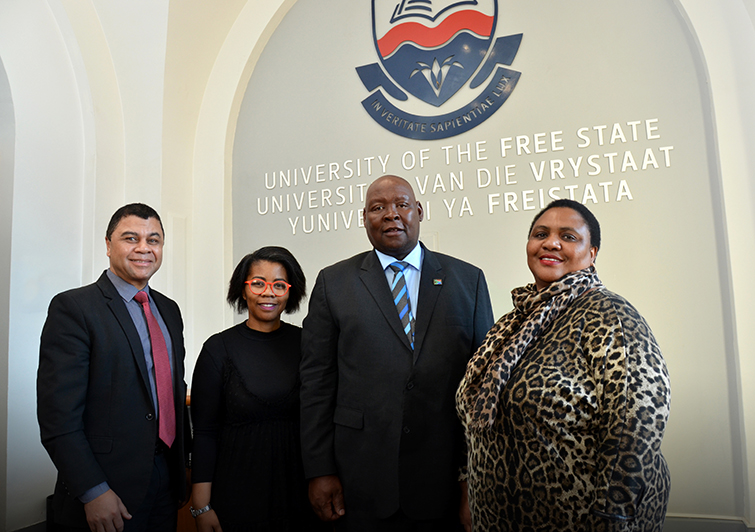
left=372, top=0, right=497, bottom=107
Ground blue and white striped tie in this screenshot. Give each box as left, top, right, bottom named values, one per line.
left=390, top=261, right=415, bottom=349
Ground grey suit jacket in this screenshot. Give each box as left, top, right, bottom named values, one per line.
left=37, top=271, right=187, bottom=527
left=300, top=244, right=493, bottom=520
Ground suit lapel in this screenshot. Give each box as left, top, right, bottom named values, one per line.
left=151, top=290, right=185, bottom=398
left=96, top=273, right=153, bottom=398
left=359, top=251, right=414, bottom=352
left=414, top=245, right=444, bottom=362
left=151, top=291, right=181, bottom=355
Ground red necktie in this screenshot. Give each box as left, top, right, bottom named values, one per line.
left=134, top=291, right=175, bottom=448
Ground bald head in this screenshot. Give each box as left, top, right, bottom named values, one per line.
left=363, top=175, right=424, bottom=259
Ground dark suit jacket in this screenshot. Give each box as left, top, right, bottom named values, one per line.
left=300, top=244, right=493, bottom=520
left=37, top=271, right=187, bottom=527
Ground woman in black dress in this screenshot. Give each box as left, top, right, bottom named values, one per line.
left=190, top=246, right=321, bottom=531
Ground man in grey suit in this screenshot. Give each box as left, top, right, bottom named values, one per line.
left=300, top=175, right=494, bottom=531
left=38, top=203, right=187, bottom=532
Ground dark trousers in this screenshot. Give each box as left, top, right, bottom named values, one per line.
left=125, top=452, right=177, bottom=531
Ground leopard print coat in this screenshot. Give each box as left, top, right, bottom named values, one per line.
left=457, top=285, right=670, bottom=531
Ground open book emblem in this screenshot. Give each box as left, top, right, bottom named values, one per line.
left=357, top=0, right=523, bottom=140
left=374, top=0, right=496, bottom=106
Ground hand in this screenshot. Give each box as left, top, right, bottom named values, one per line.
left=196, top=509, right=223, bottom=532
left=308, top=475, right=345, bottom=522
left=459, top=480, right=472, bottom=532
left=190, top=482, right=220, bottom=531
left=84, top=489, right=131, bottom=532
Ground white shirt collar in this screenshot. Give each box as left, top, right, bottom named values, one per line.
left=374, top=242, right=423, bottom=272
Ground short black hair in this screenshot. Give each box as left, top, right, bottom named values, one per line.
left=106, top=203, right=164, bottom=240
left=227, top=246, right=307, bottom=315
left=528, top=199, right=601, bottom=251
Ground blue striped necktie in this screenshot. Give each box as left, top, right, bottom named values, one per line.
left=390, top=261, right=415, bottom=349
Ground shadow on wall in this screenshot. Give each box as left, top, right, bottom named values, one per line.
left=0, top=53, right=14, bottom=532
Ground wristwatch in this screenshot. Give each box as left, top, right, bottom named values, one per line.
left=190, top=504, right=212, bottom=518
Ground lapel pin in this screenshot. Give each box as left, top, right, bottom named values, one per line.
left=433, top=279, right=443, bottom=285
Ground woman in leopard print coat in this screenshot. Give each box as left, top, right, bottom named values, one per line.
left=457, top=199, right=670, bottom=531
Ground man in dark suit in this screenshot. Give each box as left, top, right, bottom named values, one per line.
left=37, top=203, right=187, bottom=532
left=300, top=175, right=494, bottom=531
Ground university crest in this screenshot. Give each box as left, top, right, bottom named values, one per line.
left=357, top=0, right=522, bottom=140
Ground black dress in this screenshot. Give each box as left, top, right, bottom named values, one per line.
left=192, top=322, right=323, bottom=531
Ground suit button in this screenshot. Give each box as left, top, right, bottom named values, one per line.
left=406, top=381, right=414, bottom=390
left=146, top=413, right=154, bottom=420
left=403, top=426, right=410, bottom=434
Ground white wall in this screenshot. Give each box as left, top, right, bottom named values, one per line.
left=682, top=0, right=755, bottom=523
left=0, top=2, right=87, bottom=529
left=0, top=0, right=753, bottom=530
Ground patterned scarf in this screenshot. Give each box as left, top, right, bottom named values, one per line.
left=459, top=266, right=603, bottom=430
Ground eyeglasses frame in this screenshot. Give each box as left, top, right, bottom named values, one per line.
left=244, top=279, right=292, bottom=296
